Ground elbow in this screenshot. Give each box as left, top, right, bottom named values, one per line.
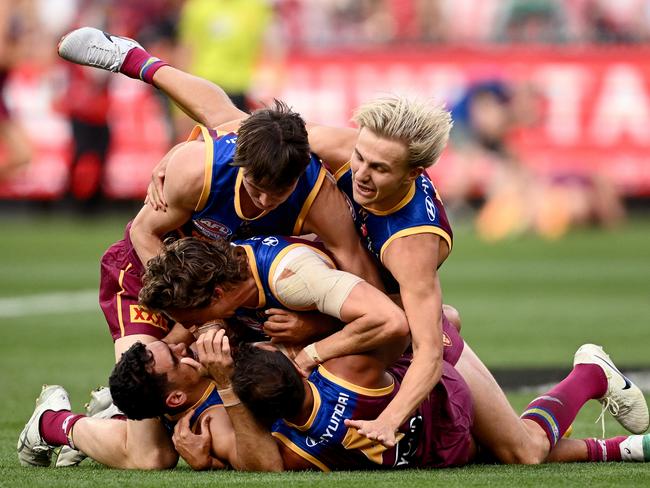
left=383, top=310, right=410, bottom=341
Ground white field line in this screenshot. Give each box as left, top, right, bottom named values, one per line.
left=0, top=290, right=98, bottom=318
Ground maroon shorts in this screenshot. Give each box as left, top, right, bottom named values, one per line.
left=417, top=361, right=474, bottom=468
left=99, top=223, right=170, bottom=341
left=441, top=311, right=464, bottom=365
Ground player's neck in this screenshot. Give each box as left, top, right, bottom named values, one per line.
left=240, top=276, right=263, bottom=308
left=239, top=186, right=266, bottom=219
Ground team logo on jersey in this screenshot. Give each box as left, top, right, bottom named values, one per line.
left=262, top=237, right=279, bottom=247
left=442, top=332, right=452, bottom=347
left=129, top=305, right=168, bottom=330
left=193, top=218, right=233, bottom=239
left=425, top=196, right=436, bottom=222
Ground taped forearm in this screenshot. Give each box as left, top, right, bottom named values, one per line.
left=274, top=251, right=363, bottom=319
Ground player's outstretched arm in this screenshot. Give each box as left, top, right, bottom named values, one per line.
left=347, top=234, right=445, bottom=447
left=293, top=279, right=410, bottom=374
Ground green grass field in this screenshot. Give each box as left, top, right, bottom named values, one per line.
left=1, top=213, right=649, bottom=486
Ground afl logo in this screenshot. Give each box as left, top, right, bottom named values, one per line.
left=262, top=237, right=279, bottom=247
left=425, top=196, right=436, bottom=222
left=194, top=219, right=232, bottom=239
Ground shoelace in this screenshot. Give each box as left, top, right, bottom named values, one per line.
left=595, top=396, right=621, bottom=438
left=86, top=43, right=120, bottom=71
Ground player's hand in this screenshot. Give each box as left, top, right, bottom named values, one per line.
left=190, top=328, right=234, bottom=389
left=343, top=418, right=399, bottom=448
left=263, top=308, right=314, bottom=343
left=172, top=411, right=213, bottom=470
left=144, top=154, right=170, bottom=211
left=293, top=348, right=318, bottom=378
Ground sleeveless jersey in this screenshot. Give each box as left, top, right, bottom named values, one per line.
left=232, top=235, right=335, bottom=333
left=334, top=163, right=452, bottom=291
left=271, top=362, right=473, bottom=471
left=187, top=125, right=327, bottom=241
left=162, top=382, right=223, bottom=434
left=272, top=366, right=402, bottom=471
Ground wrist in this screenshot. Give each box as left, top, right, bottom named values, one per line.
left=303, top=342, right=323, bottom=365
left=216, top=386, right=241, bottom=407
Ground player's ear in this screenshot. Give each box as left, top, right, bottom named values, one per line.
left=212, top=287, right=224, bottom=300
left=166, top=390, right=187, bottom=409
left=406, top=166, right=424, bottom=183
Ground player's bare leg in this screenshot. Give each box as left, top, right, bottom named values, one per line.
left=455, top=344, right=550, bottom=464
left=69, top=417, right=177, bottom=469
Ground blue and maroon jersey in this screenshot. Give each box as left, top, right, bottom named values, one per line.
left=232, top=236, right=334, bottom=333
left=271, top=365, right=403, bottom=471
left=334, top=163, right=452, bottom=291
left=187, top=125, right=327, bottom=241
left=271, top=362, right=474, bottom=471
left=162, top=382, right=223, bottom=434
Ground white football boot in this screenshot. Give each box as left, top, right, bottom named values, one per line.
left=17, top=385, right=71, bottom=467
left=57, top=27, right=142, bottom=72
left=574, top=344, right=649, bottom=435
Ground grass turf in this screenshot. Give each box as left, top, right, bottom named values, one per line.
left=1, top=213, right=649, bottom=486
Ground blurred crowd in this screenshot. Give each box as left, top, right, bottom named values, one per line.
left=279, top=0, right=650, bottom=48
left=0, top=0, right=636, bottom=236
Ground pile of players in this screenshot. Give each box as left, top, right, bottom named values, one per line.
left=17, top=27, right=650, bottom=472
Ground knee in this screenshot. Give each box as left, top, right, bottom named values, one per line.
left=498, top=449, right=545, bottom=465
left=492, top=433, right=549, bottom=465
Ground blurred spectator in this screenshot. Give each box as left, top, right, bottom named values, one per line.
left=447, top=80, right=625, bottom=241
left=494, top=0, right=569, bottom=43
left=0, top=0, right=34, bottom=181
left=177, top=0, right=274, bottom=113
left=53, top=0, right=113, bottom=211
left=580, top=0, right=650, bottom=43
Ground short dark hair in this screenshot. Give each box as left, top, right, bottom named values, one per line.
left=232, top=344, right=305, bottom=426
left=139, top=237, right=249, bottom=312
left=232, top=99, right=311, bottom=190
left=109, top=342, right=169, bottom=420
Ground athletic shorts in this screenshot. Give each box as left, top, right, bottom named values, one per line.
left=441, top=311, right=464, bottom=365
left=397, top=310, right=464, bottom=368
left=99, top=222, right=171, bottom=341
left=417, top=361, right=474, bottom=468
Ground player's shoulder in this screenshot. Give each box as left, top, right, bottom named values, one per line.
left=165, top=140, right=207, bottom=198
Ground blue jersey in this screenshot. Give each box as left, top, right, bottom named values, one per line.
left=162, top=382, right=223, bottom=434
left=232, top=236, right=334, bottom=333
left=271, top=366, right=414, bottom=471
left=271, top=362, right=474, bottom=471
left=187, top=125, right=327, bottom=241
left=334, top=163, right=452, bottom=291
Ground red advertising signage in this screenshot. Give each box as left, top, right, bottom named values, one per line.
left=2, top=46, right=650, bottom=199
left=256, top=46, right=650, bottom=196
